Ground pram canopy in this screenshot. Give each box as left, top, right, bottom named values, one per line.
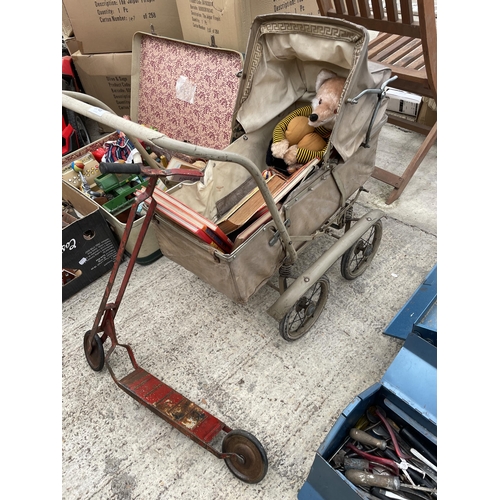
left=171, top=13, right=391, bottom=220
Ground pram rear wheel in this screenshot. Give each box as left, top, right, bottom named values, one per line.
left=83, top=330, right=105, bottom=372
left=279, top=275, right=330, bottom=341
left=340, top=220, right=382, bottom=280
left=222, top=429, right=268, bottom=484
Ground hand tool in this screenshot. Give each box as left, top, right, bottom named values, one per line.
left=350, top=428, right=387, bottom=450
left=345, top=443, right=400, bottom=476
left=371, top=422, right=437, bottom=481
left=346, top=470, right=437, bottom=495
left=375, top=408, right=412, bottom=460
left=410, top=448, right=437, bottom=475
left=371, top=487, right=432, bottom=500
left=370, top=487, right=409, bottom=500
left=399, top=427, right=437, bottom=466
left=374, top=408, right=429, bottom=486
left=383, top=447, right=434, bottom=489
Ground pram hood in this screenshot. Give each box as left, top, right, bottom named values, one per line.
left=233, top=13, right=390, bottom=163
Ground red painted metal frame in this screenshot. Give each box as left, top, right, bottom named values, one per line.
left=84, top=166, right=236, bottom=461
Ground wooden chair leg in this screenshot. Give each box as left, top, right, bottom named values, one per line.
left=372, top=121, right=437, bottom=204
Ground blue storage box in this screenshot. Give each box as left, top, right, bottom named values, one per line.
left=298, top=265, right=437, bottom=500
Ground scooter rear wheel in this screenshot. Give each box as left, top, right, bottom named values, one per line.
left=222, top=430, right=268, bottom=484
left=83, top=331, right=105, bottom=372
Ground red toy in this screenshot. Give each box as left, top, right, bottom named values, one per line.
left=62, top=55, right=91, bottom=156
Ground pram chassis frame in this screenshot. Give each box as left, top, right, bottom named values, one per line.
left=63, top=93, right=384, bottom=319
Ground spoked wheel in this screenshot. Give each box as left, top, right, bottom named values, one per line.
left=83, top=330, right=105, bottom=372
left=222, top=430, right=268, bottom=484
left=340, top=220, right=382, bottom=280
left=279, top=275, right=330, bottom=341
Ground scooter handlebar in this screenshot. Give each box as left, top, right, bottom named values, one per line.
left=99, top=162, right=142, bottom=175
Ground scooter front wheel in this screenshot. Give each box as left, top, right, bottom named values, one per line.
left=83, top=330, right=105, bottom=372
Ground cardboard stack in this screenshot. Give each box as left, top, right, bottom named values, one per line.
left=175, top=0, right=320, bottom=54
left=62, top=0, right=183, bottom=116
left=62, top=0, right=321, bottom=116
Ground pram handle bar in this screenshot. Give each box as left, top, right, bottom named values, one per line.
left=62, top=91, right=298, bottom=264
left=347, top=76, right=398, bottom=148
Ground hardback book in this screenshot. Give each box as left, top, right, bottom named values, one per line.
left=217, top=160, right=318, bottom=236
left=216, top=174, right=286, bottom=235
left=143, top=188, right=234, bottom=253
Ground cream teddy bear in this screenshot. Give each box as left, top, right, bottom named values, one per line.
left=268, top=69, right=346, bottom=170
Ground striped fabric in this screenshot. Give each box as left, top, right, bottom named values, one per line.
left=272, top=105, right=331, bottom=164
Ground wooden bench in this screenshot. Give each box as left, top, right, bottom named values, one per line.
left=316, top=0, right=437, bottom=204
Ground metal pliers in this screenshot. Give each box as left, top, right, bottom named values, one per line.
left=374, top=408, right=427, bottom=486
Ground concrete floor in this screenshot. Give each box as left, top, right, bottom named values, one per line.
left=61, top=121, right=437, bottom=499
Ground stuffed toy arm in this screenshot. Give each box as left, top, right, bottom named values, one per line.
left=286, top=143, right=328, bottom=165
left=271, top=106, right=313, bottom=159
left=271, top=105, right=331, bottom=165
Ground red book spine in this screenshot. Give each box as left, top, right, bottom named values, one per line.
left=147, top=200, right=224, bottom=251
left=152, top=189, right=233, bottom=253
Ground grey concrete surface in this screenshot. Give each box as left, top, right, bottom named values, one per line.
left=62, top=122, right=437, bottom=499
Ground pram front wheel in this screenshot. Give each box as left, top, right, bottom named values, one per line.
left=340, top=220, right=382, bottom=280
left=222, top=429, right=268, bottom=484
left=279, top=275, right=330, bottom=342
left=83, top=330, right=105, bottom=372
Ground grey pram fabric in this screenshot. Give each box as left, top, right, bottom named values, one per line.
left=154, top=13, right=391, bottom=304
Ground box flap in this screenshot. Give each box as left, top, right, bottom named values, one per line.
left=130, top=33, right=243, bottom=151
left=384, top=265, right=437, bottom=340
left=381, top=332, right=437, bottom=430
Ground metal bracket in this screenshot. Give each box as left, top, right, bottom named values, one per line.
left=347, top=75, right=398, bottom=148
left=269, top=219, right=291, bottom=246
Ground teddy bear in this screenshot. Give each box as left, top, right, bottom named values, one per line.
left=266, top=69, right=346, bottom=174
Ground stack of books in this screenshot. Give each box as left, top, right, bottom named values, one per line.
left=143, top=189, right=234, bottom=253
left=216, top=160, right=318, bottom=235
left=142, top=159, right=318, bottom=253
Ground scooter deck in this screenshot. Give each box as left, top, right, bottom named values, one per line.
left=118, top=367, right=226, bottom=444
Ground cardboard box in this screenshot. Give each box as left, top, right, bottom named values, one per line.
left=175, top=0, right=320, bottom=53
left=62, top=1, right=73, bottom=38
left=71, top=51, right=132, bottom=117
left=62, top=0, right=183, bottom=54
left=63, top=37, right=80, bottom=56
left=62, top=181, right=119, bottom=301
left=386, top=87, right=422, bottom=118
left=417, top=96, right=437, bottom=128
left=62, top=133, right=162, bottom=265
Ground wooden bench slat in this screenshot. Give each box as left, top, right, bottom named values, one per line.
left=358, top=0, right=371, bottom=18
left=368, top=34, right=406, bottom=58
left=386, top=0, right=399, bottom=22
left=398, top=47, right=425, bottom=69
left=372, top=0, right=384, bottom=20
left=333, top=0, right=345, bottom=15
left=346, top=0, right=358, bottom=16
left=377, top=39, right=422, bottom=65
left=400, top=0, right=414, bottom=24
left=326, top=12, right=421, bottom=38
left=373, top=36, right=418, bottom=61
